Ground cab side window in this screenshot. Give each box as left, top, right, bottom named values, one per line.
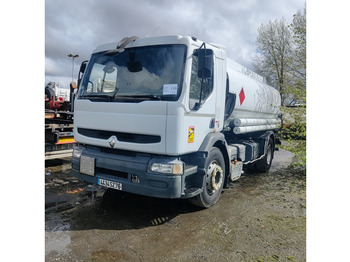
left=189, top=51, right=214, bottom=110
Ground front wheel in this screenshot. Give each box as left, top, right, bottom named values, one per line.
left=189, top=147, right=225, bottom=208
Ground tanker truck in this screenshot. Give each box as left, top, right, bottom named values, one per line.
left=71, top=35, right=281, bottom=207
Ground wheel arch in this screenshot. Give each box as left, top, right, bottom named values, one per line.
left=267, top=131, right=276, bottom=159
left=255, top=131, right=276, bottom=172
left=198, top=132, right=231, bottom=188
left=258, top=130, right=276, bottom=158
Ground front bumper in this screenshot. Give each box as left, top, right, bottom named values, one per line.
left=71, top=146, right=198, bottom=199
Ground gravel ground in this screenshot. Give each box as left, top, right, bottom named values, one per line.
left=45, top=148, right=306, bottom=261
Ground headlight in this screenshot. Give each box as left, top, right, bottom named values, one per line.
left=149, top=162, right=183, bottom=175
left=150, top=163, right=172, bottom=174
left=72, top=146, right=85, bottom=158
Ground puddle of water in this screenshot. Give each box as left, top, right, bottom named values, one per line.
left=45, top=213, right=71, bottom=256
left=270, top=149, right=294, bottom=172
left=46, top=231, right=71, bottom=256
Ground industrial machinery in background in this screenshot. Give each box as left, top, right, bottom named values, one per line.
left=45, top=82, right=76, bottom=160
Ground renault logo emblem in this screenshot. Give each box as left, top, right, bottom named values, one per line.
left=108, top=136, right=116, bottom=148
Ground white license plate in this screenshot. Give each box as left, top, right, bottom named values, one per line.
left=98, top=178, right=122, bottom=191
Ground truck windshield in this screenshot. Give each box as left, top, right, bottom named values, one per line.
left=78, top=44, right=187, bottom=102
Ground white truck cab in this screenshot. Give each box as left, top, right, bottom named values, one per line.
left=72, top=35, right=281, bottom=208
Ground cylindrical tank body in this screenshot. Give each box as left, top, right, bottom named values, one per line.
left=225, top=58, right=281, bottom=133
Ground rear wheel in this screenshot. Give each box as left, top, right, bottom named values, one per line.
left=256, top=137, right=274, bottom=172
left=189, top=147, right=225, bottom=208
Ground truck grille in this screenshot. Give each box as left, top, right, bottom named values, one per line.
left=100, top=147, right=137, bottom=157
left=78, top=128, right=161, bottom=144
left=96, top=167, right=128, bottom=180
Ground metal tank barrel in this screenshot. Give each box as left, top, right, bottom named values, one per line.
left=225, top=58, right=281, bottom=134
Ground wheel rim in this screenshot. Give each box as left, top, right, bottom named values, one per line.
left=206, top=161, right=223, bottom=195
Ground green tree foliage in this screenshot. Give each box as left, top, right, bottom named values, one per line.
left=254, top=7, right=306, bottom=172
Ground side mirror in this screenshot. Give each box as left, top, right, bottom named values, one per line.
left=69, top=82, right=78, bottom=112
left=78, top=60, right=88, bottom=87
left=197, top=49, right=213, bottom=78
left=70, top=82, right=78, bottom=89
left=79, top=61, right=88, bottom=74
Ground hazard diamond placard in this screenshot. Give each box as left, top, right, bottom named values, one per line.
left=239, top=87, right=245, bottom=105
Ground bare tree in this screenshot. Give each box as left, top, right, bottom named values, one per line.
left=254, top=18, right=293, bottom=104
left=292, top=8, right=306, bottom=73
left=285, top=7, right=306, bottom=107
left=289, top=7, right=306, bottom=84
left=254, top=9, right=307, bottom=171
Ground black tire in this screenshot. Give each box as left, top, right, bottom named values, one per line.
left=256, top=137, right=274, bottom=172
left=189, top=147, right=225, bottom=208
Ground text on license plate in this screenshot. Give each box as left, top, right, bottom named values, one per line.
left=98, top=178, right=122, bottom=191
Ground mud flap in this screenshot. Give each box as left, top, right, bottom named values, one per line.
left=230, top=161, right=243, bottom=181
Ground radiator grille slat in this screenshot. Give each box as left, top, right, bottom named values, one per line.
left=78, top=128, right=161, bottom=144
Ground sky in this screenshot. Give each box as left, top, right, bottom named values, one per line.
left=45, top=0, right=305, bottom=88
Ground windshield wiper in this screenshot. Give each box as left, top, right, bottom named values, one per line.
left=80, top=93, right=162, bottom=102
left=80, top=94, right=114, bottom=101
left=115, top=95, right=162, bottom=101
left=80, top=86, right=120, bottom=102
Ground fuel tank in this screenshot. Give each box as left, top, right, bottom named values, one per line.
left=225, top=58, right=281, bottom=134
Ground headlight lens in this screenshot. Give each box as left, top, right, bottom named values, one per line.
left=150, top=163, right=183, bottom=175
left=72, top=146, right=85, bottom=158
left=150, top=163, right=172, bottom=174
